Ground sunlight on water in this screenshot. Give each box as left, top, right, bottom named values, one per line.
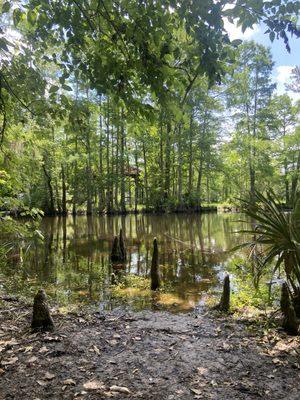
left=0, top=213, right=249, bottom=312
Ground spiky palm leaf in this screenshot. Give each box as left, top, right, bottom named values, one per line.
left=235, top=190, right=300, bottom=294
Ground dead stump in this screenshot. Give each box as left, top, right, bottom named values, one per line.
left=110, top=229, right=126, bottom=263
left=150, top=238, right=160, bottom=290
left=111, top=236, right=121, bottom=263
left=280, top=282, right=299, bottom=335
left=31, top=289, right=54, bottom=332
left=215, top=274, right=230, bottom=312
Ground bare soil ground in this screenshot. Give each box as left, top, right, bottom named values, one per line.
left=0, top=299, right=300, bottom=400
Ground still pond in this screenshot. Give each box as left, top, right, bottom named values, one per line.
left=1, top=213, right=250, bottom=312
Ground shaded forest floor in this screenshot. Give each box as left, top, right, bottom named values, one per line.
left=0, top=299, right=300, bottom=400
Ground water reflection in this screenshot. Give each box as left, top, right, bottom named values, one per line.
left=0, top=213, right=248, bottom=312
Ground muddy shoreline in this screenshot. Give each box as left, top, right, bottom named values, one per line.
left=0, top=298, right=299, bottom=400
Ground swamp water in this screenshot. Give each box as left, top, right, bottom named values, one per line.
left=0, top=213, right=249, bottom=312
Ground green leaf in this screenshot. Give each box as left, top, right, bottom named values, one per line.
left=13, top=8, right=23, bottom=26
left=62, top=84, right=72, bottom=91
left=27, top=9, right=37, bottom=25
left=0, top=38, right=10, bottom=51
left=1, top=1, right=11, bottom=14
left=49, top=85, right=59, bottom=93
left=231, top=39, right=243, bottom=47
left=269, top=31, right=275, bottom=42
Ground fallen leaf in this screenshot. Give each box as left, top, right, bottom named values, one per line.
left=1, top=356, right=18, bottom=366
left=109, top=385, right=130, bottom=394
left=63, top=379, right=76, bottom=386
left=39, top=346, right=48, bottom=354
left=37, top=380, right=48, bottom=386
left=44, top=372, right=55, bottom=380
left=27, top=356, right=38, bottom=363
left=113, top=334, right=121, bottom=339
left=0, top=339, right=19, bottom=346
left=0, top=368, right=5, bottom=375
left=223, top=342, right=231, bottom=351
left=196, top=367, right=208, bottom=375
left=43, top=336, right=60, bottom=342
left=191, top=388, right=202, bottom=395
left=83, top=380, right=105, bottom=390
left=92, top=345, right=100, bottom=355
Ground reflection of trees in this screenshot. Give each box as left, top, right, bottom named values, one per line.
left=18, top=213, right=249, bottom=306
left=41, top=217, right=56, bottom=283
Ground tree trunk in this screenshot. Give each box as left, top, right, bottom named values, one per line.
left=188, top=112, right=193, bottom=195
left=164, top=122, right=171, bottom=199
left=61, top=164, right=67, bottom=216
left=142, top=140, right=149, bottom=208
left=120, top=108, right=126, bottom=213
left=42, top=160, right=55, bottom=216
left=98, top=97, right=105, bottom=212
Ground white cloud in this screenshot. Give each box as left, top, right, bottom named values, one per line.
left=274, top=65, right=300, bottom=102
left=223, top=18, right=259, bottom=40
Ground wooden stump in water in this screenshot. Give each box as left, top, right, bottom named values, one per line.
left=280, top=282, right=299, bottom=335
left=110, top=230, right=127, bottom=263
left=119, top=229, right=126, bottom=262
left=31, top=289, right=54, bottom=332
left=110, top=236, right=121, bottom=263
left=215, top=274, right=230, bottom=312
left=150, top=238, right=160, bottom=291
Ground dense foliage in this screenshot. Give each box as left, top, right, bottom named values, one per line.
left=0, top=0, right=299, bottom=215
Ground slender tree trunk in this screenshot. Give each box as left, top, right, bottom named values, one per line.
left=164, top=122, right=171, bottom=198
left=86, top=90, right=92, bottom=215
left=55, top=179, right=62, bottom=214
left=246, top=103, right=255, bottom=203
left=142, top=140, right=149, bottom=208
left=98, top=97, right=105, bottom=212
left=126, top=145, right=132, bottom=208
left=61, top=164, right=67, bottom=216
left=159, top=111, right=164, bottom=190
left=197, top=157, right=203, bottom=197
left=114, top=119, right=119, bottom=209
left=86, top=130, right=92, bottom=215
left=177, top=123, right=183, bottom=205
left=72, top=136, right=78, bottom=215
left=120, top=108, right=126, bottom=213
left=106, top=98, right=112, bottom=212
left=188, top=112, right=193, bottom=195
left=42, top=161, right=55, bottom=216
left=134, top=141, right=139, bottom=213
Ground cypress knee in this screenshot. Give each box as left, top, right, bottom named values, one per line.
left=110, top=236, right=121, bottom=262
left=150, top=238, right=160, bottom=290
left=281, top=282, right=299, bottom=335
left=119, top=229, right=126, bottom=262
left=31, top=289, right=54, bottom=332
left=216, top=274, right=230, bottom=312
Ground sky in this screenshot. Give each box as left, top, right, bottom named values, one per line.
left=224, top=20, right=300, bottom=101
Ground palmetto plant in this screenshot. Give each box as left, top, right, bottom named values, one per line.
left=237, top=190, right=300, bottom=315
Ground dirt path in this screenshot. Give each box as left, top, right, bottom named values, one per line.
left=0, top=302, right=299, bottom=399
